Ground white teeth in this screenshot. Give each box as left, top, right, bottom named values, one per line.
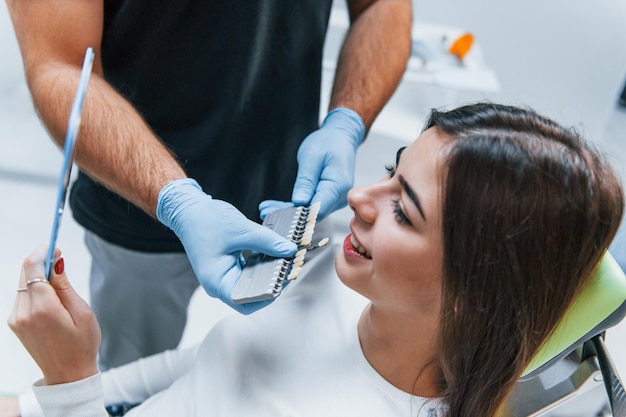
left=350, top=234, right=371, bottom=259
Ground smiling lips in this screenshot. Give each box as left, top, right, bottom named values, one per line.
left=345, top=234, right=372, bottom=259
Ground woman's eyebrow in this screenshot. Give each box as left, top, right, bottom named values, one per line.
left=395, top=147, right=406, bottom=165
left=398, top=175, right=426, bottom=221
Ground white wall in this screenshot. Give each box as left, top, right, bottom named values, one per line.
left=411, top=0, right=626, bottom=141
left=326, top=1, right=626, bottom=143
left=0, top=6, right=27, bottom=99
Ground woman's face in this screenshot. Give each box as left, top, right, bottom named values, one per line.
left=336, top=127, right=446, bottom=315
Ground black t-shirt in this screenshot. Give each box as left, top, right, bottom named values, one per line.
left=70, top=0, right=333, bottom=252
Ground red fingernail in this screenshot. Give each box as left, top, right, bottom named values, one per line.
left=54, top=258, right=65, bottom=275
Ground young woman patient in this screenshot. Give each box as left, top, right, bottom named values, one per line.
left=4, top=103, right=624, bottom=417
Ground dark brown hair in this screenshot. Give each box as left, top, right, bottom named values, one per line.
left=426, top=103, right=624, bottom=417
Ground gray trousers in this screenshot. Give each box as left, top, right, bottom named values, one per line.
left=85, top=231, right=199, bottom=371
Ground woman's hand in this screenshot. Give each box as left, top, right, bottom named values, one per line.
left=0, top=396, right=20, bottom=417
left=7, top=246, right=101, bottom=386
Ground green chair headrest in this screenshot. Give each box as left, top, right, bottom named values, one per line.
left=522, top=251, right=626, bottom=379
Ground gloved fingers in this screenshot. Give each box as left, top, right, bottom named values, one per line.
left=303, top=156, right=352, bottom=217
left=258, top=200, right=295, bottom=220
left=227, top=220, right=297, bottom=258
left=311, top=181, right=348, bottom=220
left=192, top=253, right=239, bottom=298
left=197, top=260, right=275, bottom=314
left=178, top=199, right=295, bottom=257
left=291, top=153, right=325, bottom=205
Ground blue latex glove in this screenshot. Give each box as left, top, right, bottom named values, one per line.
left=157, top=178, right=297, bottom=314
left=258, top=200, right=295, bottom=220
left=291, top=108, right=366, bottom=220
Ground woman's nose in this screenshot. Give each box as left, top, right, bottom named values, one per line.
left=348, top=184, right=380, bottom=224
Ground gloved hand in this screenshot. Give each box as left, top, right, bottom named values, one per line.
left=258, top=200, right=295, bottom=220
left=291, top=107, right=366, bottom=220
left=157, top=179, right=297, bottom=314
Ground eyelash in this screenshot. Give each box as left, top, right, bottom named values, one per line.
left=391, top=200, right=412, bottom=226
left=385, top=164, right=411, bottom=226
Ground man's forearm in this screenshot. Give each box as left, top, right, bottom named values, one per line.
left=28, top=63, right=186, bottom=217
left=329, top=0, right=412, bottom=130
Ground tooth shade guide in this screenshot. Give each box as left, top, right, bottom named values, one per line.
left=231, top=203, right=327, bottom=304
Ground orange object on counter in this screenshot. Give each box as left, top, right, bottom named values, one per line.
left=448, top=33, right=474, bottom=61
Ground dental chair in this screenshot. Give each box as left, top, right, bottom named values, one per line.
left=505, top=252, right=626, bottom=417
